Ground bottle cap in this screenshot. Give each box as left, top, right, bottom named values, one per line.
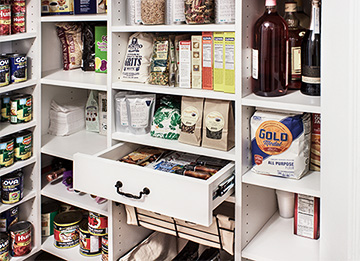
left=285, top=2, right=297, bottom=12
left=265, top=0, right=276, bottom=6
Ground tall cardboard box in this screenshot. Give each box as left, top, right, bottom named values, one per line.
left=202, top=32, right=213, bottom=90
left=213, top=32, right=224, bottom=92
left=179, top=40, right=191, bottom=88
left=191, top=35, right=202, bottom=89
left=95, top=26, right=107, bottom=73
left=224, top=32, right=235, bottom=94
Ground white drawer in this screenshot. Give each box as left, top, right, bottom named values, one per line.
left=73, top=143, right=234, bottom=226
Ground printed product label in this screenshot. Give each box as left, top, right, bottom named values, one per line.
left=179, top=41, right=191, bottom=88
left=120, top=100, right=129, bottom=126
left=15, top=134, right=32, bottom=161
left=129, top=100, right=151, bottom=128
left=302, top=76, right=321, bottom=84
left=2, top=176, right=22, bottom=204
left=152, top=42, right=168, bottom=72
left=10, top=227, right=31, bottom=256
left=88, top=213, right=108, bottom=236
left=181, top=106, right=199, bottom=127
left=173, top=0, right=185, bottom=22
left=296, top=195, right=316, bottom=238
left=0, top=58, right=10, bottom=86
left=225, top=44, right=234, bottom=70
left=80, top=231, right=101, bottom=256
left=302, top=65, right=320, bottom=84
left=54, top=223, right=79, bottom=248
left=0, top=139, right=14, bottom=168
left=202, top=43, right=212, bottom=68
left=252, top=49, right=258, bottom=79
left=122, top=36, right=143, bottom=78
left=205, top=111, right=224, bottom=132
left=0, top=239, right=9, bottom=261
left=0, top=6, right=11, bottom=25
left=214, top=43, right=224, bottom=69
left=292, top=47, right=301, bottom=77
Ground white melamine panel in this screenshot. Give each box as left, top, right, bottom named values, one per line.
left=112, top=24, right=236, bottom=32
left=41, top=179, right=109, bottom=216
left=41, top=14, right=108, bottom=22
left=42, top=130, right=107, bottom=160
left=0, top=32, right=37, bottom=43
left=41, top=23, right=62, bottom=73
left=112, top=132, right=236, bottom=161
left=0, top=79, right=38, bottom=94
left=242, top=212, right=320, bottom=261
left=74, top=143, right=235, bottom=226
left=0, top=189, right=36, bottom=213
left=0, top=121, right=36, bottom=141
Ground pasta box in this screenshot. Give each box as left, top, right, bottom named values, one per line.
left=41, top=0, right=74, bottom=15
left=74, top=0, right=106, bottom=14
left=95, top=26, right=107, bottom=73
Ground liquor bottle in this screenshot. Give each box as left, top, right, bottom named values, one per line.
left=284, top=2, right=306, bottom=90
left=252, top=0, right=289, bottom=97
left=301, top=0, right=321, bottom=96
left=294, top=0, right=310, bottom=29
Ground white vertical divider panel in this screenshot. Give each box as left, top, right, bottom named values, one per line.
left=321, top=0, right=359, bottom=259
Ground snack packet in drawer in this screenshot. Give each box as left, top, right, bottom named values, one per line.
left=251, top=110, right=311, bottom=179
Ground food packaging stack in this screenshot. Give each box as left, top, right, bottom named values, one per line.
left=48, top=100, right=85, bottom=136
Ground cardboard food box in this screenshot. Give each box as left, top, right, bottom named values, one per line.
left=202, top=32, right=213, bottom=90
left=191, top=35, right=202, bottom=89
left=74, top=0, right=106, bottom=14
left=213, top=32, right=224, bottom=92
left=294, top=194, right=320, bottom=239
left=95, top=26, right=107, bottom=73
left=224, top=32, right=235, bottom=94
left=41, top=0, right=74, bottom=15
left=179, top=40, right=191, bottom=88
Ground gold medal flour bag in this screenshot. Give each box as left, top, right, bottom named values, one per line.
left=251, top=110, right=311, bottom=179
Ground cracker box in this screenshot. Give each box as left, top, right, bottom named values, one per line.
left=224, top=32, right=235, bottom=94
left=202, top=32, right=213, bottom=90
left=74, top=0, right=106, bottom=14
left=41, top=0, right=74, bottom=15
left=213, top=32, right=224, bottom=92
left=95, top=26, right=107, bottom=73
left=294, top=194, right=320, bottom=239
left=179, top=40, right=191, bottom=88
left=191, top=35, right=202, bottom=89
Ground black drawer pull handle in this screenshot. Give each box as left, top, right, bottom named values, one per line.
left=115, top=181, right=150, bottom=199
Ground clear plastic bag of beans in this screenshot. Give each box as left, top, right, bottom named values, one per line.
left=141, top=0, right=166, bottom=25
left=184, top=0, right=215, bottom=24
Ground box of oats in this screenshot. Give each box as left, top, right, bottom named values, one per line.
left=251, top=110, right=311, bottom=179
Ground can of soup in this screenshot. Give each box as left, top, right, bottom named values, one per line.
left=9, top=221, right=32, bottom=256
left=0, top=136, right=14, bottom=168
left=10, top=94, right=32, bottom=124
left=53, top=210, right=82, bottom=249
left=7, top=54, right=27, bottom=83
left=14, top=130, right=32, bottom=161
left=88, top=212, right=107, bottom=236
left=1, top=94, right=11, bottom=122
left=79, top=219, right=101, bottom=256
left=0, top=5, right=11, bottom=36
left=1, top=170, right=23, bottom=204
left=0, top=232, right=9, bottom=261
left=101, top=235, right=108, bottom=261
left=41, top=201, right=59, bottom=237
left=0, top=57, right=10, bottom=87
left=0, top=206, right=19, bottom=232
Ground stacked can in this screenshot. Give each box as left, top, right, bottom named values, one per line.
left=79, top=219, right=102, bottom=256
left=88, top=212, right=108, bottom=260
left=0, top=4, right=11, bottom=35
left=8, top=221, right=32, bottom=256
left=11, top=0, right=25, bottom=34
left=0, top=206, right=19, bottom=232
left=1, top=170, right=24, bottom=204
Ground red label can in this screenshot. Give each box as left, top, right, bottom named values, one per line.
left=11, top=0, right=25, bottom=14
left=11, top=12, right=25, bottom=34
left=88, top=212, right=108, bottom=236
left=9, top=221, right=31, bottom=257
left=0, top=5, right=11, bottom=36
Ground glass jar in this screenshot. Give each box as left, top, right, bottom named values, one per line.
left=184, top=0, right=215, bottom=24
left=141, top=0, right=166, bottom=25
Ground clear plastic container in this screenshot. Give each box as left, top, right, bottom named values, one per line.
left=141, top=0, right=166, bottom=25
left=184, top=0, right=215, bottom=24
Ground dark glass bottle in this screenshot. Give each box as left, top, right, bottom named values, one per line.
left=301, top=0, right=321, bottom=96
left=294, top=0, right=310, bottom=29
left=284, top=2, right=306, bottom=90
left=252, top=0, right=289, bottom=97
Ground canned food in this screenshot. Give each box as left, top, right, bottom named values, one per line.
left=1, top=94, right=11, bottom=122
left=0, top=5, right=11, bottom=36
left=0, top=206, right=18, bottom=232
left=1, top=170, right=23, bottom=204
left=11, top=12, right=25, bottom=34
left=7, top=54, right=27, bottom=83
left=79, top=219, right=101, bottom=256
left=11, top=0, right=25, bottom=14
left=101, top=235, right=108, bottom=261
left=9, top=221, right=32, bottom=257
left=53, top=210, right=82, bottom=249
left=14, top=130, right=32, bottom=161
left=0, top=136, right=14, bottom=168
left=41, top=201, right=59, bottom=237
left=0, top=232, right=9, bottom=261
left=88, top=212, right=108, bottom=236
left=10, top=94, right=32, bottom=124
left=0, top=57, right=10, bottom=87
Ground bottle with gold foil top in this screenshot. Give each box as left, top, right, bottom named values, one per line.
left=284, top=2, right=306, bottom=90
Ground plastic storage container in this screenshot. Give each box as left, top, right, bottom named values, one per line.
left=184, top=0, right=215, bottom=24
left=141, top=0, right=166, bottom=25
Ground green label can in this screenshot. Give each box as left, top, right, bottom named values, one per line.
left=41, top=201, right=59, bottom=237
left=14, top=130, right=32, bottom=161
left=1, top=95, right=10, bottom=122
left=0, top=136, right=14, bottom=168
left=10, top=94, right=32, bottom=124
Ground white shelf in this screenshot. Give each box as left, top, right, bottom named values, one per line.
left=0, top=189, right=36, bottom=213
left=0, top=79, right=38, bottom=94
left=242, top=171, right=321, bottom=198
left=225, top=193, right=235, bottom=203
left=112, top=132, right=236, bottom=161
left=112, top=24, right=235, bottom=32
left=41, top=14, right=107, bottom=22
left=41, top=69, right=107, bottom=91
left=42, top=236, right=101, bottom=261
left=42, top=178, right=109, bottom=216
left=0, top=120, right=36, bottom=138
left=41, top=130, right=107, bottom=160
left=0, top=32, right=37, bottom=43
left=0, top=157, right=36, bottom=177
left=242, top=212, right=320, bottom=261
left=113, top=81, right=235, bottom=101
left=242, top=90, right=321, bottom=113
left=11, top=247, right=41, bottom=261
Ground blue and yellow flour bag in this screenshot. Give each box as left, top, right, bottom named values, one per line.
left=251, top=110, right=311, bottom=179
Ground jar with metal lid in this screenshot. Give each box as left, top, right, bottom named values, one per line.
left=184, top=0, right=215, bottom=24
left=141, top=0, right=166, bottom=25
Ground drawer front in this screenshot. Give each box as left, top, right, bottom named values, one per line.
left=74, top=143, right=234, bottom=226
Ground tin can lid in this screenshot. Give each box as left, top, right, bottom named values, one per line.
left=79, top=219, right=89, bottom=233
left=10, top=93, right=32, bottom=100
left=0, top=232, right=8, bottom=241
left=8, top=221, right=32, bottom=233
left=3, top=169, right=23, bottom=179
left=5, top=53, right=26, bottom=58
left=54, top=210, right=83, bottom=226
left=16, top=130, right=32, bottom=137
left=0, top=135, right=14, bottom=144
left=41, top=201, right=60, bottom=214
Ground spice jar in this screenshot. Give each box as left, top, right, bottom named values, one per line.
left=184, top=0, right=215, bottom=24
left=141, top=0, right=166, bottom=25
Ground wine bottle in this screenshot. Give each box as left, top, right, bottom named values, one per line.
left=301, top=0, right=321, bottom=96
left=284, top=2, right=306, bottom=90
left=252, top=0, right=289, bottom=97
left=294, top=0, right=310, bottom=29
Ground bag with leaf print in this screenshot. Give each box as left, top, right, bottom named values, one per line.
left=150, top=96, right=181, bottom=140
